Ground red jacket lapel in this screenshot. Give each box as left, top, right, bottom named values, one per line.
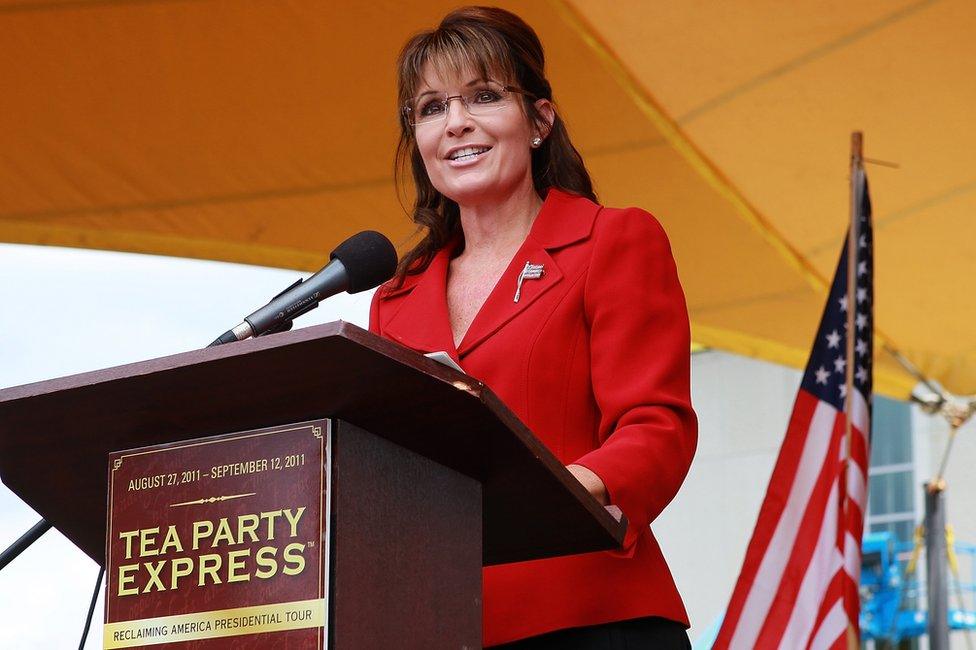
left=379, top=189, right=602, bottom=362
left=457, top=190, right=600, bottom=357
left=380, top=245, right=458, bottom=358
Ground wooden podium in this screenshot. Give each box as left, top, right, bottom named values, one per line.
left=0, top=322, right=625, bottom=648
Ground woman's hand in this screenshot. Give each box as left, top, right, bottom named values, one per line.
left=566, top=464, right=609, bottom=506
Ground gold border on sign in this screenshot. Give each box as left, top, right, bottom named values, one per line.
left=105, top=421, right=329, bottom=627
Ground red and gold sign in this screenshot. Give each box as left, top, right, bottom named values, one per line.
left=104, top=420, right=329, bottom=648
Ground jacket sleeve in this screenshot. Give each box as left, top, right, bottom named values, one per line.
left=572, top=207, right=698, bottom=550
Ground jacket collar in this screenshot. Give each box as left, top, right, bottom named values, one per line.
left=525, top=187, right=600, bottom=249
left=381, top=189, right=601, bottom=360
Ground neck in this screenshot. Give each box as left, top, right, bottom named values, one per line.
left=456, top=177, right=543, bottom=258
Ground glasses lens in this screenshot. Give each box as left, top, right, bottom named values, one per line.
left=409, top=96, right=448, bottom=125
left=406, top=84, right=514, bottom=125
left=464, top=86, right=510, bottom=115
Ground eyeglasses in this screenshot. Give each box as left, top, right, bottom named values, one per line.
left=403, top=83, right=533, bottom=126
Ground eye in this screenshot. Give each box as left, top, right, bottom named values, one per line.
left=419, top=99, right=446, bottom=117
left=472, top=89, right=503, bottom=104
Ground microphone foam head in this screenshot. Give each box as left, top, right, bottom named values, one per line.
left=330, top=231, right=398, bottom=293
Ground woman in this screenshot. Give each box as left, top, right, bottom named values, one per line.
left=370, top=7, right=697, bottom=649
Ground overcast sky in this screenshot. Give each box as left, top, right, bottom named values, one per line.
left=0, top=243, right=372, bottom=648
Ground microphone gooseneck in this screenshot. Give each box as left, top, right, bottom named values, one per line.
left=208, top=230, right=397, bottom=347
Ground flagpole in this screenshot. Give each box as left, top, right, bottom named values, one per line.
left=844, top=131, right=860, bottom=500
left=843, top=131, right=862, bottom=649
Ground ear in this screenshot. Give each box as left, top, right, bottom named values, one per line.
left=532, top=98, right=555, bottom=140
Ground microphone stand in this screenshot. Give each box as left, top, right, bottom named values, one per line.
left=1, top=520, right=102, bottom=649
left=208, top=277, right=316, bottom=347
left=0, top=518, right=52, bottom=571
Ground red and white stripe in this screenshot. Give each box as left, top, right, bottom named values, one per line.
left=713, top=388, right=869, bottom=650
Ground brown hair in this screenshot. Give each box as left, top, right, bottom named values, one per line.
left=390, top=6, right=596, bottom=288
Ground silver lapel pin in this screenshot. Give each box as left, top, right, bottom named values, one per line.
left=514, top=261, right=545, bottom=303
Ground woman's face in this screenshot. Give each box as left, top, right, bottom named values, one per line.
left=411, top=64, right=549, bottom=207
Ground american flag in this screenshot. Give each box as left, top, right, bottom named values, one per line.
left=713, top=167, right=873, bottom=650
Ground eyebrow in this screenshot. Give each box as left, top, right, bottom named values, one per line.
left=415, top=78, right=497, bottom=99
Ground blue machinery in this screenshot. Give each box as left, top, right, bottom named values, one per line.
left=860, top=530, right=976, bottom=644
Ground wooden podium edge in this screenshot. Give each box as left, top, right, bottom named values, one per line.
left=0, top=320, right=626, bottom=559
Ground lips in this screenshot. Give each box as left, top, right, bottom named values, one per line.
left=445, top=145, right=492, bottom=162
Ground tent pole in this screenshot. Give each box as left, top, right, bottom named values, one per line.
left=925, top=481, right=950, bottom=650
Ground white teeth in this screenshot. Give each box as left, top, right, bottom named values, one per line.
left=448, top=146, right=491, bottom=161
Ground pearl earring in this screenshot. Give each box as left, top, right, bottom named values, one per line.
left=531, top=137, right=543, bottom=148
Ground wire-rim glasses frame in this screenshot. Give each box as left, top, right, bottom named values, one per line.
left=402, top=82, right=535, bottom=127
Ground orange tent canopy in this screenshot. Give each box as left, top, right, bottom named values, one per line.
left=3, top=0, right=973, bottom=397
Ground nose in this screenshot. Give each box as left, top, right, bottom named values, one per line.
left=443, top=97, right=474, bottom=137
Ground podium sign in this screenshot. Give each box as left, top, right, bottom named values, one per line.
left=103, top=421, right=329, bottom=648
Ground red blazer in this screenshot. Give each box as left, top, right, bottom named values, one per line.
left=369, top=188, right=698, bottom=646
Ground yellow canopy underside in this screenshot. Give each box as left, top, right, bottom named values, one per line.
left=3, top=0, right=973, bottom=397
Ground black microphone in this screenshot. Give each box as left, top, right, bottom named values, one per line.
left=209, top=231, right=397, bottom=347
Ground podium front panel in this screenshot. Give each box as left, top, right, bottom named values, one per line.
left=104, top=420, right=329, bottom=649
left=102, top=416, right=483, bottom=649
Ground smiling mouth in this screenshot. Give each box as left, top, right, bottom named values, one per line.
left=447, top=146, right=492, bottom=162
